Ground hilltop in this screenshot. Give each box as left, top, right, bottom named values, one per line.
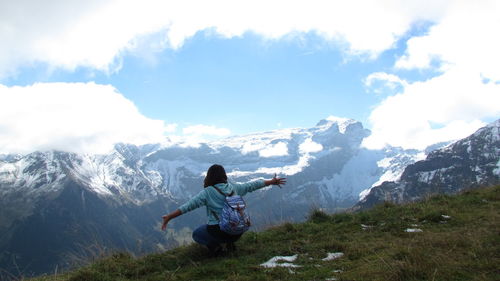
left=30, top=185, right=499, bottom=281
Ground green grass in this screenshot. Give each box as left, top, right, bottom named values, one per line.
left=33, top=185, right=500, bottom=281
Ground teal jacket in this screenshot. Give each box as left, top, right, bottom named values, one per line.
left=179, top=180, right=266, bottom=225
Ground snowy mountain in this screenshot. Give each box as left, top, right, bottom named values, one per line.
left=354, top=119, right=500, bottom=211
left=0, top=117, right=426, bottom=276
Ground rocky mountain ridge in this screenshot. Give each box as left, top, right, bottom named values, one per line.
left=354, top=119, right=500, bottom=211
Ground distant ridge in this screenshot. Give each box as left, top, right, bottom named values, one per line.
left=354, top=119, right=500, bottom=211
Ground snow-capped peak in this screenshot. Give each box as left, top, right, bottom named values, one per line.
left=315, top=116, right=358, bottom=134
left=477, top=118, right=499, bottom=141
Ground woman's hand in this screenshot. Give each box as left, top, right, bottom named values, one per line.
left=161, top=209, right=182, bottom=231
left=161, top=215, right=170, bottom=231
left=273, top=173, right=286, bottom=187
left=265, top=173, right=287, bottom=187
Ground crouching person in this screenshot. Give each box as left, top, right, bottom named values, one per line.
left=161, top=164, right=286, bottom=256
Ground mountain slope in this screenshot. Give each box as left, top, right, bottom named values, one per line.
left=32, top=185, right=500, bottom=281
left=0, top=117, right=432, bottom=277
left=354, top=119, right=500, bottom=211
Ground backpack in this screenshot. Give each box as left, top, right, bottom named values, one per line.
left=211, top=185, right=251, bottom=235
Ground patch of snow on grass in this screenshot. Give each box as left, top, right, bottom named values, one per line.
left=322, top=252, right=344, bottom=261
left=361, top=224, right=373, bottom=230
left=260, top=254, right=301, bottom=268
left=405, top=228, right=423, bottom=233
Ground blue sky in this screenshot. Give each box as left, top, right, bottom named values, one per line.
left=0, top=1, right=499, bottom=154
left=5, top=32, right=399, bottom=132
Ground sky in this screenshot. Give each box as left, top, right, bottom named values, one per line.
left=0, top=0, right=499, bottom=154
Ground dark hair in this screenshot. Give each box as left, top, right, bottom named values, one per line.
left=204, top=164, right=228, bottom=187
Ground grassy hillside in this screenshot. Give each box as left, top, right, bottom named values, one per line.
left=33, top=186, right=499, bottom=281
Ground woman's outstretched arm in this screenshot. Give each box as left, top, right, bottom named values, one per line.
left=161, top=189, right=208, bottom=230
left=161, top=209, right=182, bottom=231
left=234, top=174, right=287, bottom=196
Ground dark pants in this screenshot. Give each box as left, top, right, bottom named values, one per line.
left=192, top=224, right=241, bottom=249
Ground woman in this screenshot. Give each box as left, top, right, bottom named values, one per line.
left=161, top=164, right=286, bottom=255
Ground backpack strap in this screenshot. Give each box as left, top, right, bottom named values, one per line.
left=211, top=210, right=219, bottom=220
left=212, top=184, right=234, bottom=197
left=210, top=184, right=234, bottom=221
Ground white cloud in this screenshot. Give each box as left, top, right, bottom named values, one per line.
left=0, top=82, right=174, bottom=154
left=2, top=0, right=498, bottom=152
left=182, top=124, right=231, bottom=137
left=0, top=0, right=450, bottom=78
left=0, top=0, right=170, bottom=77
left=363, top=1, right=500, bottom=149
left=395, top=0, right=500, bottom=82
left=364, top=72, right=408, bottom=94
left=164, top=123, right=178, bottom=133
left=363, top=68, right=500, bottom=149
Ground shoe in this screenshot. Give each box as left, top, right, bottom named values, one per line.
left=208, top=244, right=223, bottom=257
left=226, top=242, right=236, bottom=252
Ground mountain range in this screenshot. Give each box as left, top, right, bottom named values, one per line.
left=0, top=117, right=498, bottom=277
